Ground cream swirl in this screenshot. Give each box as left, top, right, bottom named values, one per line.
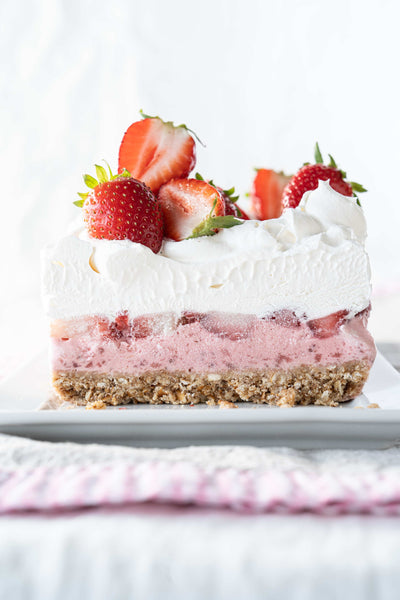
left=41, top=180, right=371, bottom=320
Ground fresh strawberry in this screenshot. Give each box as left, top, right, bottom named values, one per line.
left=307, top=310, right=348, bottom=339
left=118, top=112, right=197, bottom=193
left=282, top=143, right=366, bottom=210
left=157, top=178, right=226, bottom=241
left=250, top=169, right=291, bottom=220
left=194, top=173, right=249, bottom=220
left=75, top=164, right=164, bottom=253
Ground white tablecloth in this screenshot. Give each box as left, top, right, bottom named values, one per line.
left=1, top=506, right=400, bottom=599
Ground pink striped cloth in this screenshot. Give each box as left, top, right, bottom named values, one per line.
left=1, top=434, right=400, bottom=515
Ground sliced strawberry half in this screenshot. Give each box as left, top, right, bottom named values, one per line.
left=250, top=169, right=291, bottom=220
left=307, top=310, right=348, bottom=339
left=158, top=178, right=225, bottom=241
left=118, top=114, right=196, bottom=194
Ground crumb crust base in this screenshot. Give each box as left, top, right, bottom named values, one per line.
left=52, top=361, right=371, bottom=408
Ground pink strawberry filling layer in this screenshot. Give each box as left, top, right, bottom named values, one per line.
left=50, top=309, right=376, bottom=375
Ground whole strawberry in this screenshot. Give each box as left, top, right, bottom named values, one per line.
left=74, top=163, right=164, bottom=253
left=282, top=143, right=366, bottom=210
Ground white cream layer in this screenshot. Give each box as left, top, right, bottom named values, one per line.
left=41, top=180, right=371, bottom=321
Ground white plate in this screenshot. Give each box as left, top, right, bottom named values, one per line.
left=0, top=351, right=400, bottom=449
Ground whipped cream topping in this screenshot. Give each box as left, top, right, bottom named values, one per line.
left=41, top=180, right=371, bottom=321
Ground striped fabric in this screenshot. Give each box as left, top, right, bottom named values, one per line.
left=1, top=455, right=400, bottom=515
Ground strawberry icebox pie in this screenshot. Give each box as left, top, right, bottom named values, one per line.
left=41, top=113, right=376, bottom=408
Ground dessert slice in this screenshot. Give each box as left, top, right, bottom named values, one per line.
left=49, top=304, right=374, bottom=408
left=42, top=125, right=375, bottom=408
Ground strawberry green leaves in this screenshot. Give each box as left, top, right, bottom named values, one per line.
left=350, top=181, right=367, bottom=193
left=187, top=198, right=243, bottom=239
left=313, top=142, right=367, bottom=204
left=195, top=172, right=239, bottom=203
left=73, top=196, right=87, bottom=208
left=328, top=154, right=337, bottom=169
left=314, top=142, right=324, bottom=164
left=349, top=181, right=367, bottom=206
left=74, top=163, right=132, bottom=208
left=95, top=164, right=108, bottom=183
left=84, top=174, right=98, bottom=188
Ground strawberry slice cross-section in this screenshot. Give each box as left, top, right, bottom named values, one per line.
left=118, top=114, right=197, bottom=194
left=307, top=310, right=349, bottom=338
left=158, top=178, right=226, bottom=241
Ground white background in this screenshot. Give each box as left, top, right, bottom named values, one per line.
left=1, top=0, right=399, bottom=375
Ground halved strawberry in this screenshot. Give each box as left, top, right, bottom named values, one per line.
left=158, top=178, right=226, bottom=241
left=250, top=169, right=291, bottom=220
left=118, top=113, right=196, bottom=193
left=307, top=310, right=348, bottom=339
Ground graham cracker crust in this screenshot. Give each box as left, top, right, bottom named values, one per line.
left=52, top=361, right=371, bottom=408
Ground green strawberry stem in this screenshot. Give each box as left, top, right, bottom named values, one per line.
left=350, top=181, right=367, bottom=193
left=139, top=109, right=205, bottom=146
left=195, top=172, right=239, bottom=203
left=187, top=198, right=243, bottom=239
left=328, top=154, right=337, bottom=168
left=74, top=163, right=131, bottom=207
left=314, top=142, right=323, bottom=164
left=312, top=143, right=367, bottom=205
